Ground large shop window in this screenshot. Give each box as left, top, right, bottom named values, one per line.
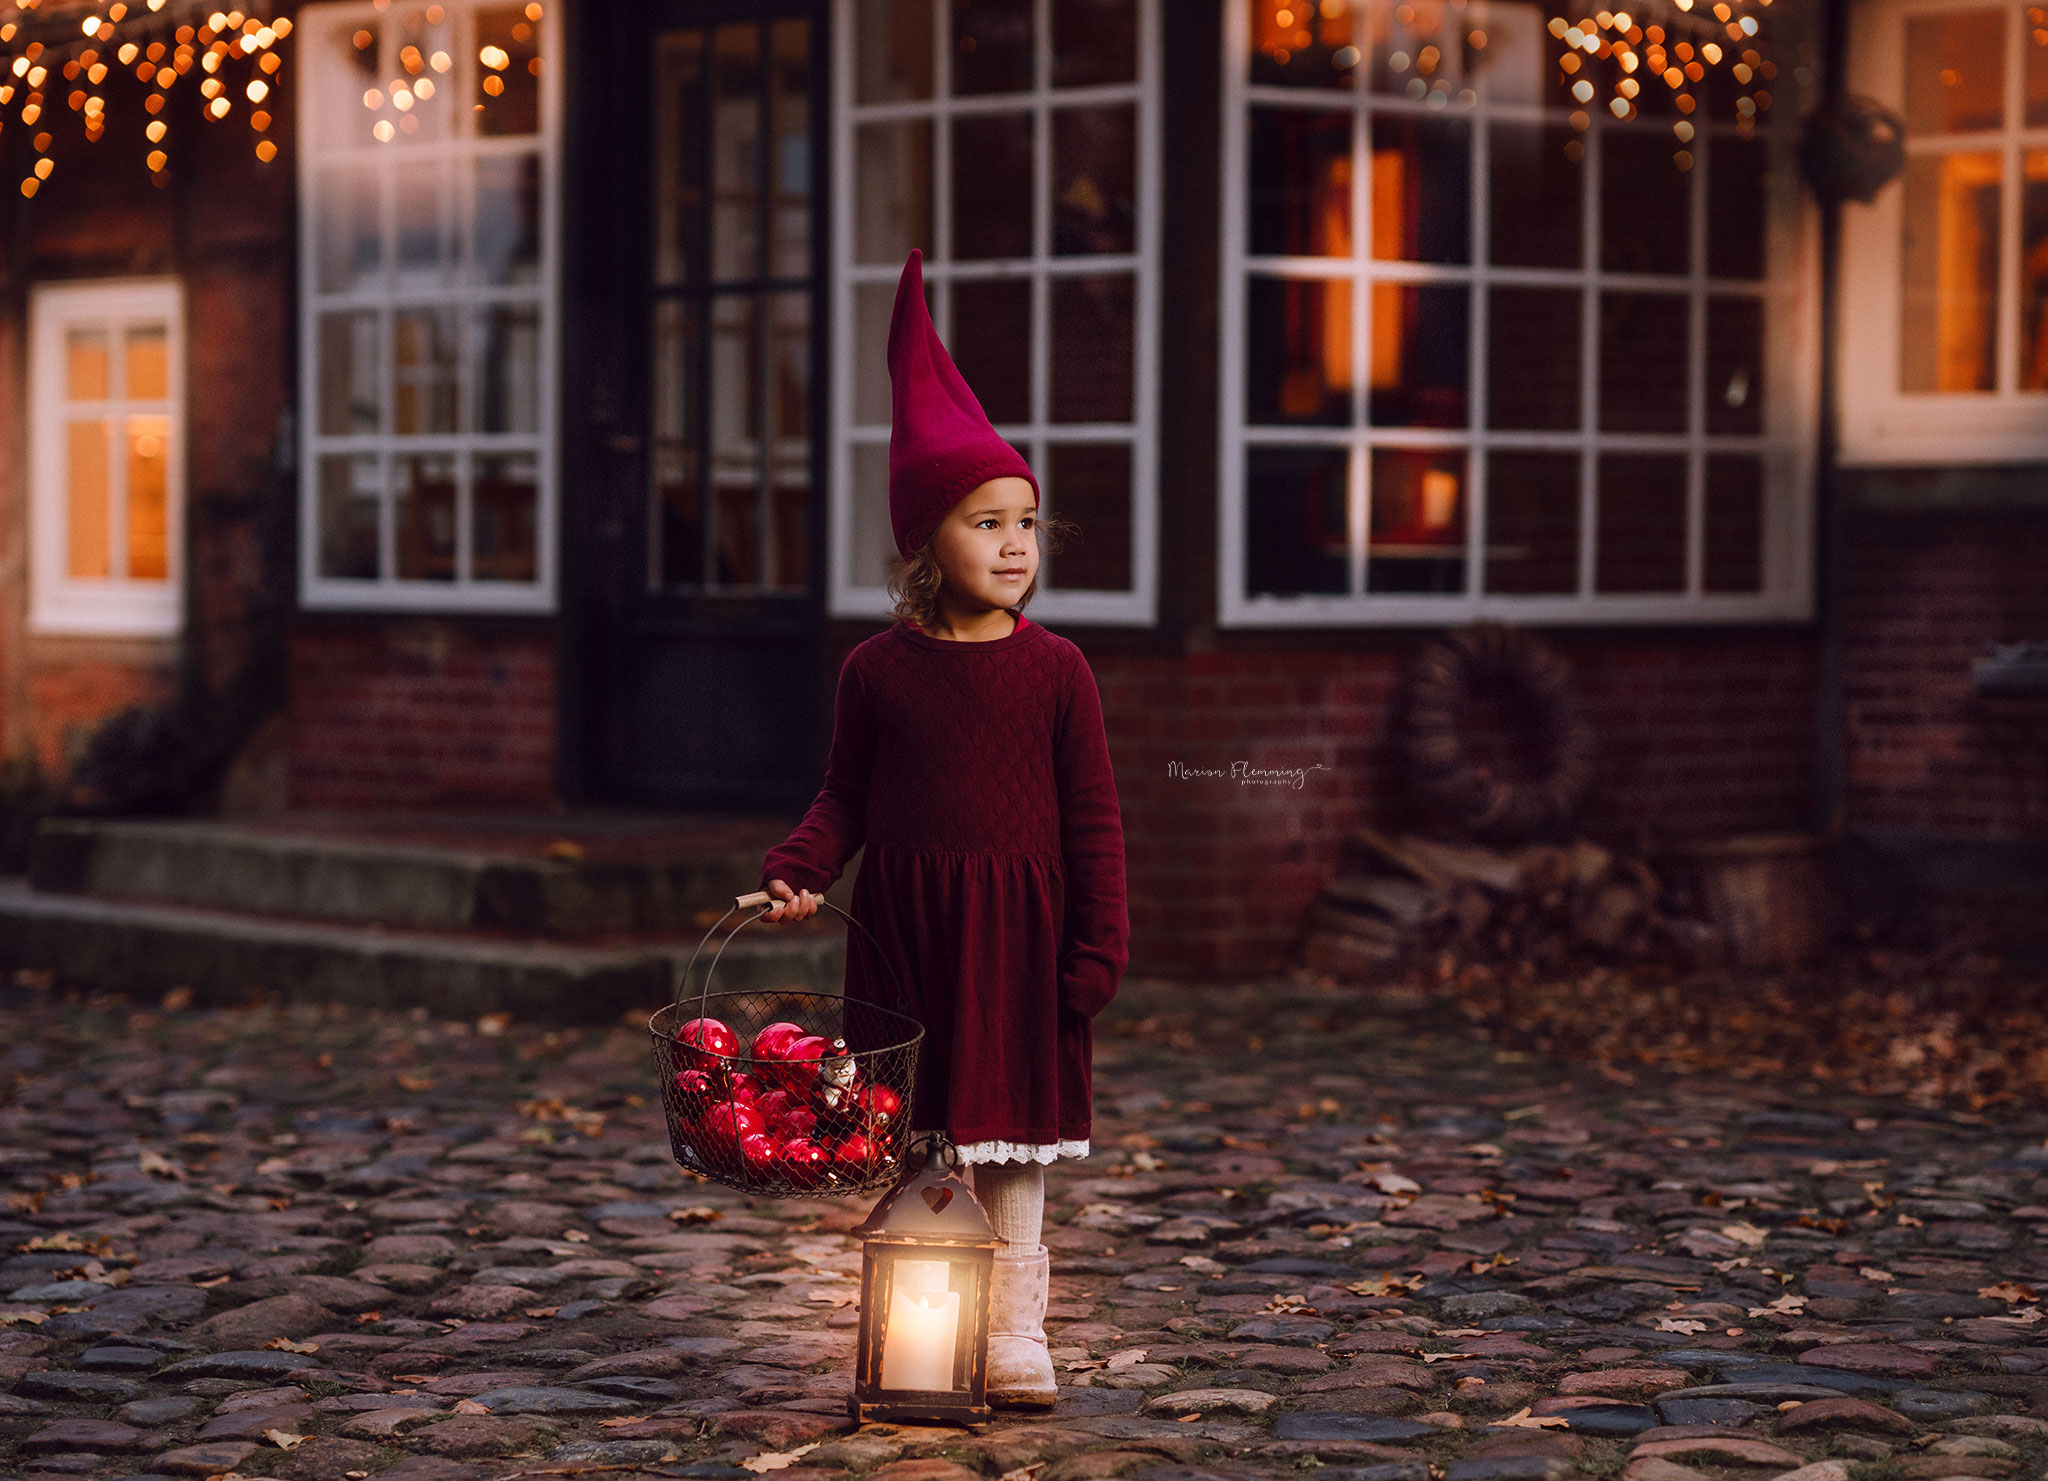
left=297, top=0, right=558, bottom=611
left=1839, top=0, right=2048, bottom=462
left=28, top=279, right=185, bottom=639
left=831, top=0, right=1161, bottom=624
left=1220, top=0, right=1815, bottom=626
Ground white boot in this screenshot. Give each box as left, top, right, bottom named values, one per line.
left=984, top=1242, right=1056, bottom=1409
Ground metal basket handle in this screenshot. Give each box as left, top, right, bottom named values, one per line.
left=673, top=891, right=916, bottom=1024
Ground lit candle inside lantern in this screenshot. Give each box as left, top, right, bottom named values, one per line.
left=878, top=1259, right=960, bottom=1392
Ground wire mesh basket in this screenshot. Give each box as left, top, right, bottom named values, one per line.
left=649, top=892, right=924, bottom=1199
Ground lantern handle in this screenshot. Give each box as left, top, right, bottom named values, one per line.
left=675, top=893, right=915, bottom=1023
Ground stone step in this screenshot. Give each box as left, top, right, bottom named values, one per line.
left=28, top=817, right=837, bottom=938
left=0, top=880, right=848, bottom=1025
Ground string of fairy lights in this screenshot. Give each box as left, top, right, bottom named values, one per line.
left=3, top=0, right=543, bottom=199
left=1255, top=0, right=1778, bottom=166
left=1, top=0, right=291, bottom=197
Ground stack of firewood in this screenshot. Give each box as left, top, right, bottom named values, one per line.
left=1300, top=827, right=1721, bottom=982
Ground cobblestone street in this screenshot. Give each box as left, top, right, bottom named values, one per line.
left=7, top=972, right=2048, bottom=1481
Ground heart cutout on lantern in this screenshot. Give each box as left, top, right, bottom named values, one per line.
left=921, top=1186, right=953, bottom=1214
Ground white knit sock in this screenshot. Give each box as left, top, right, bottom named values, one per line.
left=972, top=1161, right=1045, bottom=1251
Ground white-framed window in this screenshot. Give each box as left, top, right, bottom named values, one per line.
left=830, top=0, right=1161, bottom=625
left=1219, top=0, right=1818, bottom=627
left=1838, top=0, right=2048, bottom=463
left=28, top=278, right=185, bottom=639
left=297, top=0, right=559, bottom=611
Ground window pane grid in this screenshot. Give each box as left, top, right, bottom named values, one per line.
left=1223, top=0, right=1802, bottom=622
left=833, top=0, right=1158, bottom=617
left=300, top=0, right=556, bottom=608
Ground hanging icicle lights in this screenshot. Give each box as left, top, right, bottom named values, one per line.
left=0, top=1, right=291, bottom=198
left=1547, top=0, right=1776, bottom=164
left=1251, top=0, right=1775, bottom=165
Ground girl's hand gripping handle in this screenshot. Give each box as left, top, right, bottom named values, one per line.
left=739, top=881, right=822, bottom=922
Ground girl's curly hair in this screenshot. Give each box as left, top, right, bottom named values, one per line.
left=886, top=509, right=1082, bottom=632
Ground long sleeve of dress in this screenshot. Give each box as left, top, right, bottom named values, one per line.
left=1052, top=649, right=1129, bottom=1018
left=759, top=655, right=874, bottom=897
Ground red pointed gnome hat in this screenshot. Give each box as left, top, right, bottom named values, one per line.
left=887, top=249, right=1039, bottom=560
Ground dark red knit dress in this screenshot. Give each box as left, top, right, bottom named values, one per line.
left=758, top=613, right=1128, bottom=1164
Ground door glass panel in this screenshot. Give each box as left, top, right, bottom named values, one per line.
left=953, top=113, right=1034, bottom=259
left=475, top=3, right=542, bottom=137
left=2025, top=151, right=2048, bottom=388
left=1490, top=123, right=1581, bottom=268
left=1051, top=275, right=1134, bottom=423
left=1487, top=287, right=1580, bottom=430
left=654, top=298, right=704, bottom=588
left=126, top=415, right=170, bottom=581
left=1602, top=129, right=1690, bottom=275
left=954, top=0, right=1034, bottom=95
left=1901, top=152, right=2000, bottom=392
left=395, top=452, right=458, bottom=581
left=1596, top=453, right=1686, bottom=593
left=1367, top=447, right=1466, bottom=594
left=855, top=120, right=933, bottom=264
left=1371, top=116, right=1470, bottom=264
left=126, top=327, right=169, bottom=400
left=1706, top=295, right=1763, bottom=435
left=319, top=311, right=381, bottom=435
left=316, top=164, right=380, bottom=294
left=652, top=19, right=816, bottom=595
left=476, top=305, right=540, bottom=434
left=1707, top=135, right=1767, bottom=280
left=67, top=330, right=110, bottom=400
left=67, top=420, right=111, bottom=580
left=318, top=454, right=382, bottom=580
left=395, top=158, right=456, bottom=289
left=857, top=0, right=933, bottom=102
left=475, top=454, right=539, bottom=582
left=1905, top=11, right=2004, bottom=134
left=1486, top=451, right=1580, bottom=595
left=771, top=21, right=811, bottom=280
left=1045, top=442, right=1133, bottom=591
left=1247, top=275, right=1351, bottom=425
left=1054, top=0, right=1136, bottom=87
left=1247, top=446, right=1350, bottom=596
left=952, top=278, right=1032, bottom=425
left=1599, top=291, right=1689, bottom=432
left=713, top=25, right=762, bottom=282
left=1053, top=105, right=1135, bottom=256
left=1250, top=108, right=1353, bottom=258
left=655, top=32, right=708, bottom=286
left=1370, top=283, right=1467, bottom=427
left=393, top=307, right=460, bottom=434
left=1704, top=454, right=1763, bottom=594
left=475, top=154, right=542, bottom=286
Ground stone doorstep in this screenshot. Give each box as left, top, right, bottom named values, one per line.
left=29, top=815, right=847, bottom=938
left=0, top=878, right=843, bottom=1025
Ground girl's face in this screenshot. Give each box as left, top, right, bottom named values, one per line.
left=930, top=476, right=1039, bottom=612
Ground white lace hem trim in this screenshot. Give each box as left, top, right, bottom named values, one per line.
left=955, top=1137, right=1090, bottom=1165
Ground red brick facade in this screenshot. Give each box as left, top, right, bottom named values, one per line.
left=1843, top=506, right=2048, bottom=841
left=286, top=624, right=559, bottom=811
left=1086, top=633, right=1816, bottom=979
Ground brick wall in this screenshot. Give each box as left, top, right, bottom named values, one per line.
left=287, top=624, right=558, bottom=810
left=1843, top=505, right=2048, bottom=841
left=1091, top=632, right=1817, bottom=979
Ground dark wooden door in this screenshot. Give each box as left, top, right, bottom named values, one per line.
left=564, top=0, right=827, bottom=810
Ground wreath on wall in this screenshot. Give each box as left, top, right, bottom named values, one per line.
left=1403, top=623, right=1599, bottom=844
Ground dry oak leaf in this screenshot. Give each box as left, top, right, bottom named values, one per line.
left=266, top=1337, right=320, bottom=1355
left=266, top=1429, right=312, bottom=1449
left=999, top=1466, right=1046, bottom=1481
left=1658, top=1317, right=1710, bottom=1334
left=1348, top=1273, right=1424, bottom=1297
left=1980, top=1283, right=2038, bottom=1303
left=1494, top=1407, right=1570, bottom=1430
left=740, top=1442, right=821, bottom=1474
left=452, top=1399, right=491, bottom=1415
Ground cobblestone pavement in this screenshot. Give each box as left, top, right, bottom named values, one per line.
left=6, top=972, right=2048, bottom=1481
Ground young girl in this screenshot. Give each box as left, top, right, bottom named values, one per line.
left=758, top=249, right=1129, bottom=1410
